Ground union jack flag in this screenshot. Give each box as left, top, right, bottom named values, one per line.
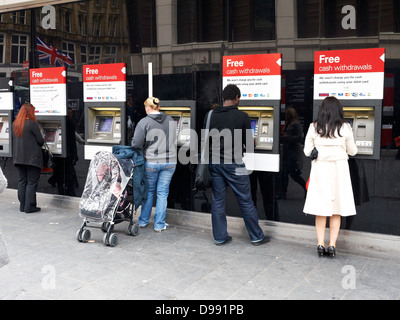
left=36, top=37, right=73, bottom=68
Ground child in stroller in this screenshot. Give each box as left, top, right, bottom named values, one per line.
left=76, top=150, right=140, bottom=247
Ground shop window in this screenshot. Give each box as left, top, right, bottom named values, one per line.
left=251, top=0, right=276, bottom=41
left=177, top=0, right=197, bottom=43
left=198, top=0, right=225, bottom=42
left=297, top=0, right=320, bottom=38
left=395, top=0, right=400, bottom=32
left=298, top=0, right=399, bottom=38
left=126, top=0, right=157, bottom=52
left=11, top=34, right=28, bottom=64
left=178, top=0, right=275, bottom=44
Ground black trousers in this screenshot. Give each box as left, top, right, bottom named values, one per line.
left=16, top=165, right=41, bottom=212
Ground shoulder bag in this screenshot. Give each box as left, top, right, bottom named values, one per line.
left=194, top=110, right=213, bottom=191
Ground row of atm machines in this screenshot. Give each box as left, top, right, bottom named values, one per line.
left=0, top=74, right=382, bottom=214
left=0, top=97, right=381, bottom=163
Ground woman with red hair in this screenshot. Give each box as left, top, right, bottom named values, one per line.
left=13, top=103, right=44, bottom=213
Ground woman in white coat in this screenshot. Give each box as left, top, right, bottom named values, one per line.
left=304, top=97, right=358, bottom=258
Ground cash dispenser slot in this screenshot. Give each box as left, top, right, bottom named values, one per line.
left=343, top=107, right=375, bottom=156
left=239, top=107, right=274, bottom=151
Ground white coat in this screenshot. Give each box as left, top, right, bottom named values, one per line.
left=303, top=123, right=358, bottom=217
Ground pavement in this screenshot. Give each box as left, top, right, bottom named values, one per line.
left=0, top=189, right=400, bottom=301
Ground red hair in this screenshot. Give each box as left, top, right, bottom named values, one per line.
left=13, top=103, right=38, bottom=138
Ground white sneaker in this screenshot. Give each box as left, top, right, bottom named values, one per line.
left=154, top=224, right=169, bottom=232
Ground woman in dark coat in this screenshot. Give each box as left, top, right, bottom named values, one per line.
left=280, top=107, right=307, bottom=198
left=13, top=103, right=44, bottom=213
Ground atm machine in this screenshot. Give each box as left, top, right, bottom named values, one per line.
left=159, top=100, right=196, bottom=150
left=85, top=104, right=126, bottom=160
left=313, top=100, right=382, bottom=160
left=0, top=78, right=14, bottom=158
left=238, top=100, right=281, bottom=172
left=159, top=100, right=196, bottom=211
left=37, top=117, right=67, bottom=158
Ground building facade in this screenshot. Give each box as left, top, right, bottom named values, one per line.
left=0, top=0, right=399, bottom=237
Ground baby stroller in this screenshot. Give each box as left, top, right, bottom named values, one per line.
left=76, top=150, right=140, bottom=247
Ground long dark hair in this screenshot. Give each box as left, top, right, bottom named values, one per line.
left=315, top=96, right=344, bottom=138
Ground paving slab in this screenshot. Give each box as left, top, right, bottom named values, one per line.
left=0, top=190, right=399, bottom=301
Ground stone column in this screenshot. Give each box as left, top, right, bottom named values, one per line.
left=155, top=0, right=177, bottom=74
left=275, top=0, right=297, bottom=70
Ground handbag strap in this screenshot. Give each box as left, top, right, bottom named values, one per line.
left=201, top=110, right=213, bottom=162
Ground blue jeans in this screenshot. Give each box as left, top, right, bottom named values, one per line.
left=209, top=163, right=265, bottom=243
left=139, top=162, right=176, bottom=231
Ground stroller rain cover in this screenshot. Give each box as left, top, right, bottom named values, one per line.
left=79, top=151, right=130, bottom=222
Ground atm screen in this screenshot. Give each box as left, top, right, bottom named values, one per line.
left=95, top=117, right=113, bottom=133
left=44, top=129, right=57, bottom=143
left=250, top=119, right=258, bottom=137
left=345, top=118, right=354, bottom=127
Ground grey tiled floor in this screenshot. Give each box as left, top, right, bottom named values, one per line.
left=0, top=195, right=400, bottom=300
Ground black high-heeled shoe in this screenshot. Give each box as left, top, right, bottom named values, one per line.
left=317, top=245, right=326, bottom=257
left=328, top=246, right=336, bottom=258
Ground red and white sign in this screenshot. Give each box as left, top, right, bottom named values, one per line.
left=223, top=54, right=282, bottom=100
left=314, top=48, right=385, bottom=100
left=83, top=63, right=126, bottom=102
left=30, top=67, right=67, bottom=116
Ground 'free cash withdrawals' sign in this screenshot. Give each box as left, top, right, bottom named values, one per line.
left=30, top=67, right=67, bottom=116
left=314, top=48, right=386, bottom=100
left=223, top=54, right=282, bottom=100
left=83, top=63, right=126, bottom=103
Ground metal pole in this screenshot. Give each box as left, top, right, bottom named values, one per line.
left=148, top=62, right=153, bottom=97
left=29, top=8, right=39, bottom=69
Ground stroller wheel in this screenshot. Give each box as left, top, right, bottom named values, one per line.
left=76, top=229, right=83, bottom=242
left=81, top=229, right=91, bottom=243
left=128, top=223, right=139, bottom=236
left=104, top=233, right=118, bottom=247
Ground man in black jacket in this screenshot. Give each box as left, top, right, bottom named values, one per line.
left=207, top=84, right=268, bottom=246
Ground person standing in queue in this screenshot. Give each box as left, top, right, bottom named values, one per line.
left=303, top=96, right=358, bottom=258
left=279, top=107, right=307, bottom=199
left=132, top=97, right=177, bottom=232
left=13, top=103, right=44, bottom=213
left=207, top=84, right=268, bottom=246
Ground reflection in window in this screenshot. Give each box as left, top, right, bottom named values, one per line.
left=0, top=34, right=4, bottom=63
left=11, top=34, right=28, bottom=64
left=89, top=46, right=102, bottom=63
left=81, top=45, right=88, bottom=64
left=62, top=41, right=75, bottom=65
left=298, top=0, right=400, bottom=38
left=65, top=11, right=71, bottom=33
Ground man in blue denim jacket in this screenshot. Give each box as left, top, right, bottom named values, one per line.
left=207, top=85, right=268, bottom=246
